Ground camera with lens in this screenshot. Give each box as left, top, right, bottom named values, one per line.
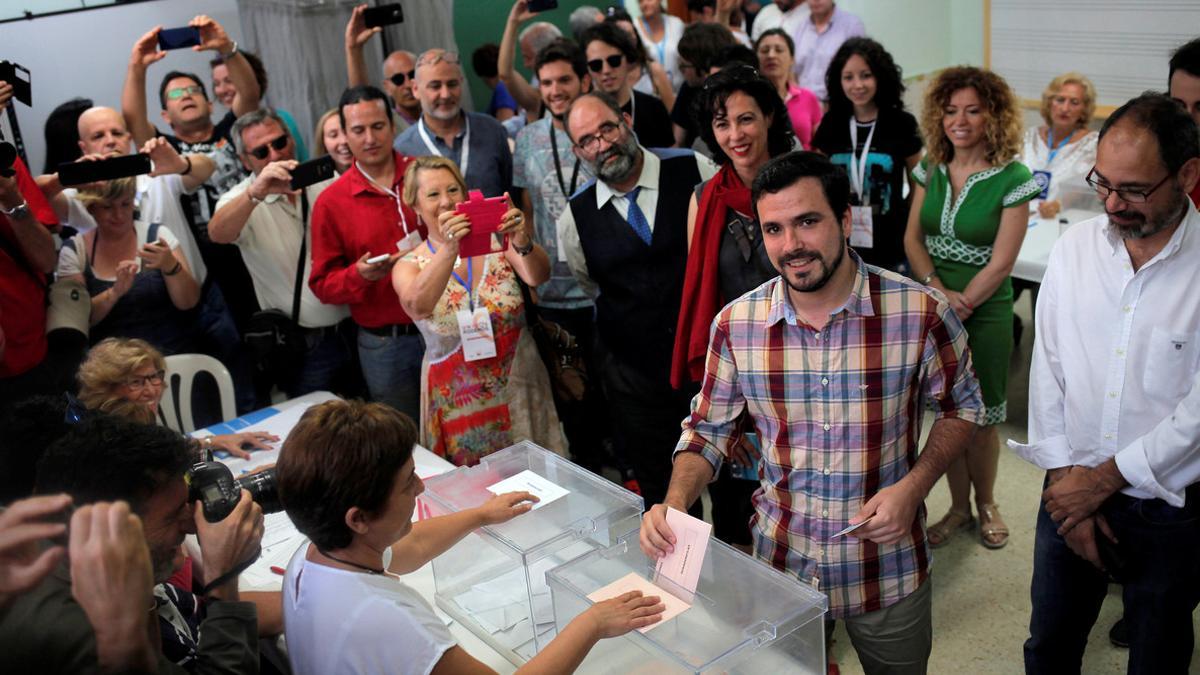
left=186, top=461, right=282, bottom=523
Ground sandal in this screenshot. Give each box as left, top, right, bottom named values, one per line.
left=926, top=509, right=974, bottom=548
left=978, top=503, right=1010, bottom=549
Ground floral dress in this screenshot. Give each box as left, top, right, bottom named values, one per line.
left=402, top=247, right=564, bottom=465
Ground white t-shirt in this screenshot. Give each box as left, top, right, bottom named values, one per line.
left=215, top=176, right=349, bottom=328
left=283, top=543, right=456, bottom=675
left=56, top=221, right=182, bottom=280
left=63, top=173, right=208, bottom=285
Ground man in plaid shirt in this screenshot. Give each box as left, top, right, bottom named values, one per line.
left=640, top=152, right=984, bottom=673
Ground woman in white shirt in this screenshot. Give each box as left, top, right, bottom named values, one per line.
left=1020, top=72, right=1099, bottom=220
left=277, top=399, right=666, bottom=675
left=634, top=0, right=686, bottom=90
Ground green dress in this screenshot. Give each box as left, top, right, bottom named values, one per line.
left=913, top=159, right=1039, bottom=425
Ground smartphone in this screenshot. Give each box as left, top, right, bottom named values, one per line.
left=366, top=253, right=390, bottom=265
left=364, top=3, right=405, bottom=28
left=57, top=154, right=152, bottom=186
left=527, top=0, right=559, bottom=11
left=289, top=156, right=336, bottom=191
left=157, top=26, right=202, bottom=51
left=0, top=60, right=32, bottom=107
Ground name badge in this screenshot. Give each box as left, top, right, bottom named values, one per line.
left=457, top=307, right=497, bottom=362
left=396, top=230, right=422, bottom=254
left=1032, top=170, right=1052, bottom=200
left=850, top=206, right=874, bottom=248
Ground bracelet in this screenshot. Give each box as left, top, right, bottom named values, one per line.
left=221, top=41, right=238, bottom=59
left=920, top=271, right=937, bottom=285
left=163, top=260, right=182, bottom=277
left=512, top=237, right=534, bottom=256
left=180, top=155, right=193, bottom=176
left=0, top=199, right=27, bottom=216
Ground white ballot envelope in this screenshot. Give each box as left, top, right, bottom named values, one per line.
left=486, top=469, right=570, bottom=510
left=653, top=507, right=711, bottom=596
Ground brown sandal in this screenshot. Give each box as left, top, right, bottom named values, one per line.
left=926, top=509, right=974, bottom=548
left=978, top=503, right=1010, bottom=549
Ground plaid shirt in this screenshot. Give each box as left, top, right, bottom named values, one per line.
left=675, top=254, right=984, bottom=618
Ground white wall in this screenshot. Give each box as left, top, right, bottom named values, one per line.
left=0, top=0, right=243, bottom=173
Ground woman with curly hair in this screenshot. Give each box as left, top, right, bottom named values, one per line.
left=1020, top=72, right=1098, bottom=219
left=812, top=37, right=923, bottom=272
left=904, top=66, right=1039, bottom=550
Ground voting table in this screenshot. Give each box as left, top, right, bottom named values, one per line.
left=1012, top=207, right=1103, bottom=284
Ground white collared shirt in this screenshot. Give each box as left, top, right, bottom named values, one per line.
left=1010, top=203, right=1200, bottom=506
left=556, top=147, right=717, bottom=298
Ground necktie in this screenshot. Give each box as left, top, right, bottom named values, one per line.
left=623, top=186, right=652, bottom=245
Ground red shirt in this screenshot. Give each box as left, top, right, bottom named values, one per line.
left=0, top=157, right=58, bottom=377
left=309, top=152, right=426, bottom=328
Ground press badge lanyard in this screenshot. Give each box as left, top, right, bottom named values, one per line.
left=427, top=240, right=475, bottom=311
left=848, top=117, right=877, bottom=201
left=549, top=127, right=581, bottom=198
left=417, top=115, right=471, bottom=178
left=355, top=161, right=413, bottom=237
left=1044, top=129, right=1071, bottom=168
left=639, top=18, right=667, bottom=65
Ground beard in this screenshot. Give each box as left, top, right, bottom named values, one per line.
left=1108, top=189, right=1188, bottom=240
left=423, top=100, right=461, bottom=121
left=593, top=133, right=640, bottom=183
left=777, top=237, right=845, bottom=293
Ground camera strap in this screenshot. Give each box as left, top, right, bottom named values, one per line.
left=197, top=547, right=260, bottom=598
left=291, top=190, right=309, bottom=325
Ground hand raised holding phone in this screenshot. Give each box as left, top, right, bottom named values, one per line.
left=248, top=160, right=300, bottom=202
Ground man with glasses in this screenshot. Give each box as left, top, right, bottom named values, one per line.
left=578, top=23, right=675, bottom=149
left=557, top=92, right=716, bottom=511
left=1012, top=93, right=1200, bottom=673
left=393, top=49, right=513, bottom=198
left=209, top=109, right=351, bottom=399
left=344, top=4, right=421, bottom=132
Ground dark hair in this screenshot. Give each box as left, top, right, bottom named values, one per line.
left=42, top=97, right=92, bottom=173
left=471, top=43, right=501, bottom=80
left=712, top=45, right=758, bottom=72
left=824, top=37, right=906, bottom=119
left=277, top=400, right=417, bottom=551
left=697, top=65, right=795, bottom=166
left=754, top=28, right=795, bottom=57
left=338, top=84, right=393, bottom=130
left=158, top=71, right=208, bottom=110
left=579, top=22, right=639, bottom=65
left=687, top=0, right=716, bottom=12
left=751, top=151, right=850, bottom=222
left=0, top=396, right=71, bottom=505
left=535, top=38, right=588, bottom=80
left=678, top=23, right=738, bottom=74
left=1100, top=92, right=1200, bottom=174
left=603, top=8, right=650, bottom=66
left=35, top=413, right=192, bottom=512
left=1169, top=37, right=1200, bottom=82
left=211, top=51, right=270, bottom=95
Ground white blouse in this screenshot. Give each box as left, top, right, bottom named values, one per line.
left=1020, top=126, right=1098, bottom=206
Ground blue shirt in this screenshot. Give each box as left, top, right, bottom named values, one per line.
left=487, top=82, right=519, bottom=118
left=393, top=111, right=513, bottom=198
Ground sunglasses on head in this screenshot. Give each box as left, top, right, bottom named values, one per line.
left=166, top=85, right=204, bottom=100
left=247, top=135, right=289, bottom=160
left=587, top=54, right=625, bottom=73
left=389, top=70, right=417, bottom=86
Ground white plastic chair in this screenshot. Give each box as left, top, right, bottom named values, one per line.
left=161, top=354, right=237, bottom=433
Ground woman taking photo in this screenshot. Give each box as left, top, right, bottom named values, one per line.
left=904, top=66, right=1039, bottom=550
left=1020, top=72, right=1098, bottom=219
left=754, top=28, right=822, bottom=149
left=812, top=37, right=923, bottom=272
left=671, top=65, right=795, bottom=550
left=392, top=156, right=563, bottom=466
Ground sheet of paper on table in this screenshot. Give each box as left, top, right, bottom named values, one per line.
left=653, top=507, right=711, bottom=595
left=587, top=572, right=692, bottom=633
left=485, top=469, right=570, bottom=510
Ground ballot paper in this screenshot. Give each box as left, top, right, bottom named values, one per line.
left=485, top=470, right=570, bottom=510
left=587, top=572, right=692, bottom=633
left=653, top=507, right=711, bottom=595
left=830, top=515, right=874, bottom=539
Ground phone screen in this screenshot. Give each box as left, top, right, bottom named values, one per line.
left=157, top=26, right=201, bottom=51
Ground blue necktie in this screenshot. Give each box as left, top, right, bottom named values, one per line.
left=623, top=186, right=652, bottom=245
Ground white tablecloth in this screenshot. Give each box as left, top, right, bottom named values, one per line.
left=1011, top=208, right=1102, bottom=283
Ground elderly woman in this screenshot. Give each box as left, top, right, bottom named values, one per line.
left=312, top=108, right=353, bottom=175
left=754, top=28, right=822, bottom=148
left=904, top=67, right=1039, bottom=550
left=391, top=156, right=563, bottom=466
left=56, top=171, right=202, bottom=355
left=1020, top=72, right=1099, bottom=219
left=277, top=399, right=664, bottom=675
left=76, top=337, right=276, bottom=457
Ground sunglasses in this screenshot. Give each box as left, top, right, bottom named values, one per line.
left=587, top=54, right=625, bottom=73
left=247, top=135, right=289, bottom=160
left=389, top=70, right=417, bottom=87
left=166, top=85, right=204, bottom=100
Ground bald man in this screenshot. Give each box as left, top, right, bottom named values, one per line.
left=345, top=6, right=420, bottom=131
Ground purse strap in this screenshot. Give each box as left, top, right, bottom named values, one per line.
left=291, top=190, right=309, bottom=324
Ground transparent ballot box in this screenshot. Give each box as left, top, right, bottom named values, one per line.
left=420, top=441, right=644, bottom=664
left=546, top=533, right=828, bottom=674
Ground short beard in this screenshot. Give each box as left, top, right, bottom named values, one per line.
left=594, top=135, right=640, bottom=183
left=778, top=237, right=845, bottom=293
left=424, top=103, right=461, bottom=122
left=1109, top=190, right=1187, bottom=240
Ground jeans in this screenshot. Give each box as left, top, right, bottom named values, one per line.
left=1025, top=482, right=1200, bottom=674
left=356, top=329, right=423, bottom=423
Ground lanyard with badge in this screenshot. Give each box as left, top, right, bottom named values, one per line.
left=426, top=240, right=496, bottom=361
left=847, top=116, right=876, bottom=248
left=355, top=162, right=421, bottom=253
left=1032, top=129, right=1070, bottom=200
left=549, top=126, right=582, bottom=263
left=417, top=115, right=471, bottom=178
left=640, top=17, right=667, bottom=65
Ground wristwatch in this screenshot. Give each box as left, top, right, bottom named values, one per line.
left=0, top=200, right=30, bottom=221
left=221, top=41, right=239, bottom=59
left=513, top=238, right=534, bottom=256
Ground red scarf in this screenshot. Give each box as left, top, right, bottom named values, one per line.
left=671, top=164, right=753, bottom=388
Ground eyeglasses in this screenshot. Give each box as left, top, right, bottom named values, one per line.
left=416, top=51, right=460, bottom=68
left=575, top=120, right=625, bottom=153
left=1085, top=167, right=1172, bottom=204
left=389, top=70, right=417, bottom=87
left=247, top=135, right=290, bottom=160
left=587, top=54, right=625, bottom=73
left=166, top=85, right=204, bottom=100
left=124, top=370, right=165, bottom=390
